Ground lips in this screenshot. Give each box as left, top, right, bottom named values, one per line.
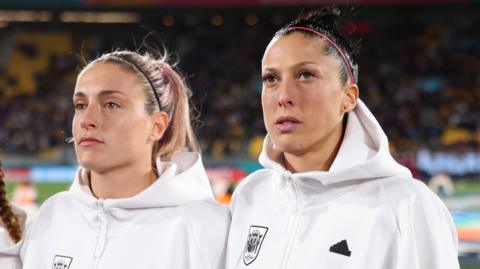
left=78, top=137, right=104, bottom=146
left=274, top=116, right=301, bottom=132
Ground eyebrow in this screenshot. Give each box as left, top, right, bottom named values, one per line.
left=73, top=90, right=125, bottom=98
left=262, top=61, right=323, bottom=72
left=292, top=61, right=322, bottom=68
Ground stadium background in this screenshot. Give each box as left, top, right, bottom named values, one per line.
left=0, top=0, right=479, bottom=267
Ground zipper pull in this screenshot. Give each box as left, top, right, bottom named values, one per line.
left=96, top=198, right=105, bottom=209
left=283, top=171, right=293, bottom=186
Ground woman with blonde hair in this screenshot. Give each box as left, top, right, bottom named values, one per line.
left=1, top=49, right=230, bottom=269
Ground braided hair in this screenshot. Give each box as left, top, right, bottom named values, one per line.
left=0, top=160, right=22, bottom=242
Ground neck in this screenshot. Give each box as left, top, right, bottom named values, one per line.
left=89, top=162, right=157, bottom=199
left=283, top=119, right=345, bottom=173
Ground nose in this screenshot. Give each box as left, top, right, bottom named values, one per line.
left=79, top=105, right=99, bottom=130
left=277, top=78, right=295, bottom=108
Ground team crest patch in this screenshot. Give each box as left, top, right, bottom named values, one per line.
left=52, top=255, right=73, bottom=269
left=243, top=225, right=268, bottom=266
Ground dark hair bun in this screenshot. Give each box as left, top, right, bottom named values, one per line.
left=298, top=7, right=342, bottom=31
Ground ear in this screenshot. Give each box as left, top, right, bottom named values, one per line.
left=342, top=83, right=359, bottom=113
left=149, top=111, right=169, bottom=142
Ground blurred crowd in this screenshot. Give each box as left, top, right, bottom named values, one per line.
left=0, top=8, right=479, bottom=178
left=359, top=20, right=480, bottom=178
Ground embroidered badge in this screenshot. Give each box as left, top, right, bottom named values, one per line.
left=243, top=225, right=268, bottom=266
left=52, top=255, right=73, bottom=269
left=329, top=239, right=351, bottom=257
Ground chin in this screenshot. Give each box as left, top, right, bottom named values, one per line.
left=271, top=134, right=308, bottom=154
left=78, top=159, right=98, bottom=171
left=77, top=154, right=108, bottom=172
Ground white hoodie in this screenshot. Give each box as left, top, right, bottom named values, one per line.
left=0, top=206, right=25, bottom=269
left=227, top=100, right=459, bottom=269
left=11, top=152, right=229, bottom=269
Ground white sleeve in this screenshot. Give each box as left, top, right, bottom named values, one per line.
left=185, top=200, right=231, bottom=269
left=395, top=182, right=459, bottom=269
left=0, top=227, right=22, bottom=269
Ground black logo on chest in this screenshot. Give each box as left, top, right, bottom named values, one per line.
left=329, top=239, right=351, bottom=257
left=52, top=255, right=73, bottom=269
left=243, top=225, right=269, bottom=265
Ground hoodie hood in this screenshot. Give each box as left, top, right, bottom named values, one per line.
left=70, top=151, right=214, bottom=209
left=259, top=99, right=411, bottom=185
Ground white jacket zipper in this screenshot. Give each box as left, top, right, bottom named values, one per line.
left=93, top=199, right=108, bottom=269
left=280, top=174, right=301, bottom=269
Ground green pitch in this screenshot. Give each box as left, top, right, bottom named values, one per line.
left=6, top=178, right=480, bottom=204
left=6, top=182, right=71, bottom=204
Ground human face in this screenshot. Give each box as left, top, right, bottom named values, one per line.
left=72, top=63, right=156, bottom=173
left=261, top=32, right=352, bottom=156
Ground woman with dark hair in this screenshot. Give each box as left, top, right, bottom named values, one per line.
left=0, top=160, right=25, bottom=269
left=0, top=161, right=22, bottom=244
left=227, top=8, right=459, bottom=269
left=1, top=49, right=230, bottom=269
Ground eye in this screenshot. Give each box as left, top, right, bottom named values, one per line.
left=298, top=70, right=316, bottom=80
left=104, top=102, right=120, bottom=109
left=262, top=74, right=278, bottom=85
left=74, top=103, right=86, bottom=110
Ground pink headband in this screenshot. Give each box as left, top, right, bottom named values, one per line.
left=287, top=26, right=355, bottom=84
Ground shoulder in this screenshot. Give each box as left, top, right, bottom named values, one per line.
left=38, top=191, right=71, bottom=209
left=182, top=199, right=230, bottom=268
left=379, top=176, right=448, bottom=211
left=31, top=191, right=73, bottom=219
left=236, top=169, right=275, bottom=190
left=379, top=178, right=459, bottom=267
left=24, top=191, right=73, bottom=233
left=181, top=199, right=230, bottom=242
left=378, top=176, right=455, bottom=235
left=0, top=226, right=14, bottom=249
left=231, top=169, right=276, bottom=204
left=0, top=205, right=25, bottom=249
left=0, top=217, right=23, bottom=269
left=182, top=199, right=230, bottom=228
